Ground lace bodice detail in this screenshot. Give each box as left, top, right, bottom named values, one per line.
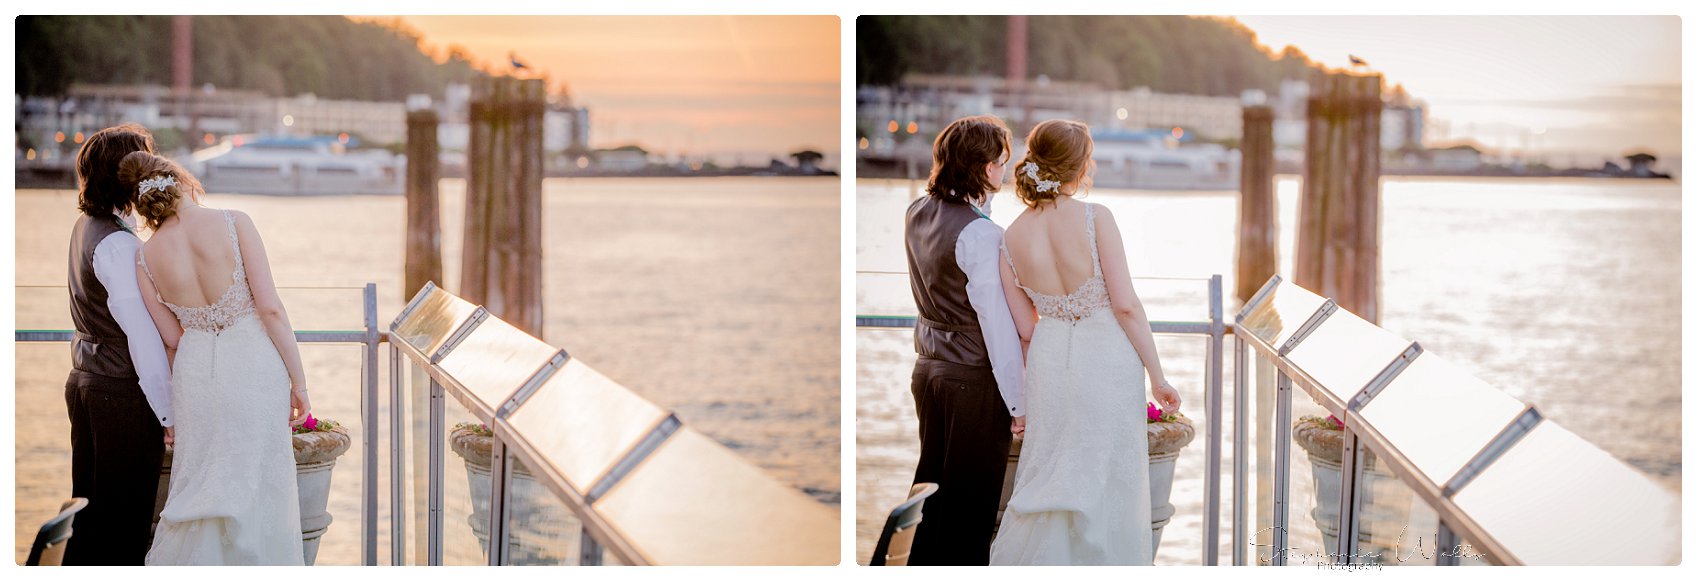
left=139, top=210, right=257, bottom=333
left=1002, top=203, right=1111, bottom=324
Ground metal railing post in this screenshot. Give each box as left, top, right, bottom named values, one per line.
left=1435, top=521, right=1459, bottom=566
left=389, top=341, right=406, bottom=565
left=1336, top=429, right=1363, bottom=564
left=488, top=438, right=510, bottom=565
left=1204, top=275, right=1223, bottom=565
left=1232, top=334, right=1247, bottom=566
left=362, top=283, right=380, bottom=565
left=1271, top=371, right=1292, bottom=565
left=427, top=377, right=444, bottom=565
left=580, top=525, right=603, bottom=565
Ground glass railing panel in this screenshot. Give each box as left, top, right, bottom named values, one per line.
left=12, top=345, right=74, bottom=565
left=275, top=287, right=373, bottom=333
left=15, top=285, right=372, bottom=335
left=854, top=271, right=915, bottom=321
left=501, top=454, right=586, bottom=565
left=1146, top=334, right=1212, bottom=565
left=392, top=287, right=478, bottom=356
left=404, top=357, right=432, bottom=565
left=1237, top=279, right=1326, bottom=348
left=1284, top=308, right=1411, bottom=404
left=855, top=272, right=1219, bottom=326
left=1450, top=421, right=1680, bottom=565
left=1278, top=394, right=1343, bottom=566
left=1358, top=354, right=1525, bottom=486
left=435, top=316, right=559, bottom=411
left=1126, top=277, right=1217, bottom=325
left=1249, top=349, right=1278, bottom=566
left=506, top=358, right=668, bottom=494
left=441, top=394, right=493, bottom=565
left=852, top=325, right=919, bottom=565
left=1351, top=446, right=1438, bottom=566
left=298, top=344, right=371, bottom=565
left=593, top=428, right=840, bottom=565
left=15, top=285, right=73, bottom=333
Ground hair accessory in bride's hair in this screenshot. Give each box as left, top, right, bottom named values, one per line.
left=1022, top=161, right=1060, bottom=193
left=138, top=175, right=177, bottom=195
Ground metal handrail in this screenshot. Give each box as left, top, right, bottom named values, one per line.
left=1235, top=274, right=1680, bottom=566
left=389, top=282, right=838, bottom=566
left=15, top=283, right=384, bottom=565
left=855, top=273, right=1228, bottom=565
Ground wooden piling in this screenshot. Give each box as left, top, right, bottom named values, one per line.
left=1235, top=105, right=1277, bottom=305
left=463, top=76, right=546, bottom=335
left=405, top=109, right=442, bottom=299
left=1297, top=72, right=1382, bottom=323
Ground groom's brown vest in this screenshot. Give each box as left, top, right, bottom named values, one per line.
left=67, top=214, right=138, bottom=379
left=904, top=195, right=990, bottom=368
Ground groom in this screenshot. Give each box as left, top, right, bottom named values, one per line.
left=903, top=115, right=1026, bottom=565
left=62, top=123, right=176, bottom=565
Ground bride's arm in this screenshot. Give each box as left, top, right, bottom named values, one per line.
left=998, top=249, right=1036, bottom=357
left=232, top=211, right=312, bottom=423
left=1095, top=206, right=1179, bottom=410
left=135, top=251, right=182, bottom=364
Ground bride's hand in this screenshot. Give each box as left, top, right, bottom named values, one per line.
left=163, top=426, right=174, bottom=446
left=1011, top=415, right=1026, bottom=437
left=1153, top=381, right=1182, bottom=414
left=289, top=387, right=313, bottom=427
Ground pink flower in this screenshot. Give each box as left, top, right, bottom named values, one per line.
left=1147, top=402, right=1162, bottom=422
left=302, top=413, right=318, bottom=431
left=1327, top=414, right=1343, bottom=429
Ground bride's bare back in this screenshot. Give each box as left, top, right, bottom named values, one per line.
left=139, top=205, right=249, bottom=308
left=1002, top=197, right=1100, bottom=297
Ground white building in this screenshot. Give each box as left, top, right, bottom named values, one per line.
left=1429, top=144, right=1483, bottom=171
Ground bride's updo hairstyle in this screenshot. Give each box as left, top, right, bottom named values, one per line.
left=1015, top=119, right=1094, bottom=208
left=926, top=115, right=1011, bottom=203
left=118, top=151, right=203, bottom=231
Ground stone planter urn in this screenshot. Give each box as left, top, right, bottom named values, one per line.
left=153, top=422, right=351, bottom=565
left=995, top=410, right=1196, bottom=559
left=1292, top=415, right=1413, bottom=563
left=1145, top=414, right=1196, bottom=556
left=449, top=423, right=581, bottom=565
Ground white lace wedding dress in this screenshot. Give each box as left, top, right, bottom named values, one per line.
left=989, top=203, right=1154, bottom=565
left=142, top=209, right=304, bottom=565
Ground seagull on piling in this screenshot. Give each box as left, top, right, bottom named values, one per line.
left=1348, top=54, right=1369, bottom=69
left=510, top=51, right=529, bottom=73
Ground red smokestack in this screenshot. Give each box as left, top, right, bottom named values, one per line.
left=1007, top=16, right=1028, bottom=86
left=173, top=16, right=192, bottom=94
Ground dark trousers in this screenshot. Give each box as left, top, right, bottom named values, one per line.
left=907, top=357, right=1013, bottom=565
left=62, top=369, right=164, bottom=565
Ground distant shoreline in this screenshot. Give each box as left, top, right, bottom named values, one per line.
left=12, top=168, right=838, bottom=191
left=855, top=161, right=1675, bottom=184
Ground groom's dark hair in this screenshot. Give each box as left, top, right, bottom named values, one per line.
left=76, top=123, right=157, bottom=218
left=926, top=115, right=1010, bottom=203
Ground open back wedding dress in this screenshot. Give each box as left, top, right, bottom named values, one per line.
left=141, top=209, right=304, bottom=565
left=989, top=202, right=1153, bottom=565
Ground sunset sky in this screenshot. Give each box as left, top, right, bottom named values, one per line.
left=365, top=16, right=840, bottom=165
left=1233, top=15, right=1680, bottom=162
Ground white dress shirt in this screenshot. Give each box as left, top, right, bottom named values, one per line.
left=92, top=214, right=174, bottom=427
left=955, top=209, right=1027, bottom=417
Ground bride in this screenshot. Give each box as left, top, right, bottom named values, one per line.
left=988, top=119, right=1182, bottom=565
left=120, top=151, right=311, bottom=565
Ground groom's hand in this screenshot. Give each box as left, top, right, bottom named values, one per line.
left=163, top=426, right=174, bottom=446
left=1011, top=415, right=1026, bottom=437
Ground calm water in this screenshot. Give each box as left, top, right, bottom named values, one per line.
left=854, top=176, right=1681, bottom=564
left=14, top=177, right=841, bottom=564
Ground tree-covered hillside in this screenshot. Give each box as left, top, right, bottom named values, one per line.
left=857, top=15, right=1321, bottom=96
left=16, top=15, right=485, bottom=100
